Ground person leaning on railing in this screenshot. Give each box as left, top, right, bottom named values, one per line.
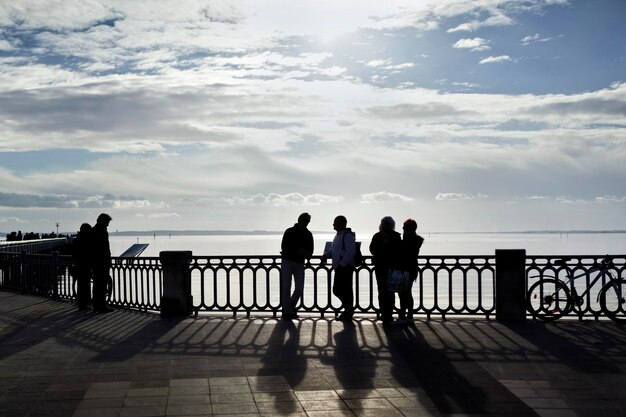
left=322, top=215, right=357, bottom=321
left=280, top=212, right=314, bottom=320
left=396, top=218, right=424, bottom=325
left=90, top=213, right=113, bottom=313
left=369, top=216, right=402, bottom=324
left=72, top=223, right=92, bottom=311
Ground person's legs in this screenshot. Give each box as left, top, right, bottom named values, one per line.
left=338, top=266, right=354, bottom=317
left=290, top=262, right=305, bottom=314
left=76, top=267, right=91, bottom=309
left=375, top=267, right=394, bottom=321
left=398, top=277, right=415, bottom=322
left=344, top=268, right=354, bottom=316
left=92, top=268, right=110, bottom=311
left=333, top=266, right=353, bottom=316
left=280, top=260, right=295, bottom=316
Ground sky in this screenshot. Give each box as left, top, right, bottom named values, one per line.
left=0, top=0, right=625, bottom=234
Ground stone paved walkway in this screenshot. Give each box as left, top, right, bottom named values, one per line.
left=0, top=291, right=625, bottom=417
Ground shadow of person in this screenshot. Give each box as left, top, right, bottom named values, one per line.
left=258, top=319, right=307, bottom=415
left=502, top=321, right=621, bottom=374
left=385, top=321, right=538, bottom=416
left=323, top=320, right=376, bottom=409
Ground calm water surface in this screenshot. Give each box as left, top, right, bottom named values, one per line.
left=106, top=232, right=626, bottom=313
left=109, top=232, right=626, bottom=257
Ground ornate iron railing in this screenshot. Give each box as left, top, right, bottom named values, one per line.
left=0, top=252, right=162, bottom=312
left=1, top=251, right=624, bottom=320
left=0, top=237, right=67, bottom=253
left=526, top=255, right=626, bottom=319
left=189, top=255, right=496, bottom=318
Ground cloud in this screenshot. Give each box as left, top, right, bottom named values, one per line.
left=521, top=33, right=554, bottom=45
left=0, top=216, right=25, bottom=223
left=219, top=193, right=344, bottom=207
left=453, top=37, right=491, bottom=51
left=0, top=39, right=15, bottom=51
left=479, top=55, right=513, bottom=64
left=360, top=191, right=414, bottom=204
left=0, top=192, right=150, bottom=209
left=555, top=197, right=587, bottom=205
left=363, top=102, right=477, bottom=121
left=135, top=212, right=181, bottom=218
left=595, top=196, right=626, bottom=203
left=447, top=11, right=514, bottom=33
left=435, top=193, right=488, bottom=201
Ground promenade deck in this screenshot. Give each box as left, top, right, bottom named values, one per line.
left=0, top=290, right=624, bottom=417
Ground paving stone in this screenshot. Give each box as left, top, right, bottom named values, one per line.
left=1, top=293, right=626, bottom=417
left=165, top=403, right=212, bottom=415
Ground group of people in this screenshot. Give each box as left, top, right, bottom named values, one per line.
left=280, top=213, right=424, bottom=324
left=72, top=213, right=114, bottom=313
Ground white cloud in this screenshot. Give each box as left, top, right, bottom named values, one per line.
left=595, top=196, right=626, bottom=203
left=0, top=0, right=623, bottom=232
left=521, top=33, right=554, bottom=45
left=447, top=11, right=514, bottom=33
left=360, top=192, right=414, bottom=203
left=479, top=55, right=513, bottom=64
left=0, top=216, right=25, bottom=223
left=365, top=59, right=391, bottom=67
left=220, top=193, right=344, bottom=207
left=135, top=212, right=181, bottom=218
left=0, top=39, right=15, bottom=51
left=435, top=193, right=488, bottom=201
left=453, top=37, right=491, bottom=51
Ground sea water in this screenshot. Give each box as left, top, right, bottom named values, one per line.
left=109, top=232, right=626, bottom=258
left=107, top=232, right=626, bottom=313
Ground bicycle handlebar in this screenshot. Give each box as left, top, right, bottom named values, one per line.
left=553, top=255, right=614, bottom=268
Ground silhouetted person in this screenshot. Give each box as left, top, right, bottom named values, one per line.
left=322, top=215, right=356, bottom=321
left=369, top=216, right=401, bottom=324
left=397, top=218, right=424, bottom=325
left=280, top=213, right=314, bottom=320
left=72, top=223, right=92, bottom=311
left=90, top=213, right=113, bottom=313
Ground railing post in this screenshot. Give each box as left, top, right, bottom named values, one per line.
left=495, top=249, right=527, bottom=321
left=51, top=251, right=59, bottom=298
left=160, top=251, right=193, bottom=317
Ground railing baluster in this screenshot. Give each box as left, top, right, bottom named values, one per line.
left=2, top=250, right=622, bottom=319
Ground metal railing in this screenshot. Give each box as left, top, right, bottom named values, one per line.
left=190, top=255, right=496, bottom=318
left=0, top=252, right=162, bottom=312
left=0, top=237, right=68, bottom=253
left=526, top=255, right=626, bottom=319
left=1, top=251, right=624, bottom=320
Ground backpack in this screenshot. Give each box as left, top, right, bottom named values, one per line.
left=342, top=231, right=365, bottom=267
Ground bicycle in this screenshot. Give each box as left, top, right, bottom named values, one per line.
left=527, top=255, right=626, bottom=323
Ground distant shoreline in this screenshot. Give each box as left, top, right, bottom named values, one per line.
left=2, top=229, right=626, bottom=238
left=108, top=229, right=626, bottom=236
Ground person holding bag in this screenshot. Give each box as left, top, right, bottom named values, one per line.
left=396, top=218, right=424, bottom=325
left=369, top=216, right=401, bottom=323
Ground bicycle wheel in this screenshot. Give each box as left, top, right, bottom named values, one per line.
left=600, top=278, right=626, bottom=324
left=527, top=278, right=572, bottom=321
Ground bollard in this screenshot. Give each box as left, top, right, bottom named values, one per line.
left=160, top=251, right=193, bottom=317
left=495, top=249, right=527, bottom=321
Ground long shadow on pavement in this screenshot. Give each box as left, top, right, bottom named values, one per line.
left=384, top=322, right=540, bottom=416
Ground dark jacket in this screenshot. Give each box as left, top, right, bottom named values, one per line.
left=90, top=223, right=111, bottom=270
left=281, top=224, right=314, bottom=263
left=369, top=230, right=401, bottom=269
left=72, top=231, right=91, bottom=270
left=401, top=233, right=424, bottom=275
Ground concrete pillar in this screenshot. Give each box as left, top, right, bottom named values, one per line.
left=160, top=251, right=193, bottom=317
left=495, top=249, right=527, bottom=321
